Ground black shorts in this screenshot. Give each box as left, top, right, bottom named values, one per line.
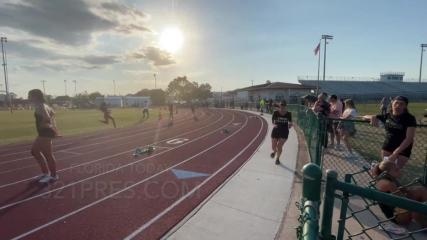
left=271, top=127, right=289, bottom=139
left=38, top=127, right=56, bottom=138
left=382, top=145, right=412, bottom=158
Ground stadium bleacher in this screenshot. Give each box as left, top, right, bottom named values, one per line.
left=299, top=80, right=427, bottom=102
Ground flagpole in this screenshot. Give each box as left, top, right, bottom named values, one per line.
left=316, top=40, right=321, bottom=95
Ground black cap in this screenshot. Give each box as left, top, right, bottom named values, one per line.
left=280, top=100, right=287, bottom=106
left=394, top=96, right=408, bottom=105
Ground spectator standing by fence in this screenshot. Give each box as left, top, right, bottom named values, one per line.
left=338, top=99, right=358, bottom=156
left=312, top=92, right=330, bottom=148
left=328, top=94, right=343, bottom=148
left=380, top=96, right=390, bottom=115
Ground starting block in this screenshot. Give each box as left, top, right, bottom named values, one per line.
left=133, top=145, right=156, bottom=157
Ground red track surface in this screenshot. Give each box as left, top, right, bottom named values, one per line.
left=0, top=109, right=267, bottom=240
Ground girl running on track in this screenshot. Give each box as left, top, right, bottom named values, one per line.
left=99, top=102, right=117, bottom=128
left=28, top=89, right=60, bottom=183
left=270, top=100, right=293, bottom=165
left=364, top=96, right=416, bottom=171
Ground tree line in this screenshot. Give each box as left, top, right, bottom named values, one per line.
left=37, top=76, right=212, bottom=108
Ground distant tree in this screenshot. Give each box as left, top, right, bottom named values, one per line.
left=135, top=88, right=166, bottom=105
left=194, top=83, right=213, bottom=101
left=266, top=80, right=271, bottom=84
left=88, top=92, right=103, bottom=101
left=54, top=95, right=71, bottom=101
left=167, top=76, right=193, bottom=102
left=73, top=93, right=92, bottom=108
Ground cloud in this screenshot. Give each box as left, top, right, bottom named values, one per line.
left=131, top=47, right=176, bottom=66
left=80, top=55, right=120, bottom=65
left=0, top=0, right=150, bottom=46
left=100, top=2, right=145, bottom=18
left=7, top=40, right=120, bottom=71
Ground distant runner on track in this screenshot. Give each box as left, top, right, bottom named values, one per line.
left=99, top=102, right=117, bottom=128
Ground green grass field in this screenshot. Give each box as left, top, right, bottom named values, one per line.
left=356, top=102, right=427, bottom=121
left=0, top=108, right=157, bottom=145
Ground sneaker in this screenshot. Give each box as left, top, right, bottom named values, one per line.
left=379, top=221, right=407, bottom=235
left=34, top=174, right=49, bottom=181
left=38, top=175, right=59, bottom=184
left=270, top=152, right=275, bottom=158
left=275, top=159, right=280, bottom=165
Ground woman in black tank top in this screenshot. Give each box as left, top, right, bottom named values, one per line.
left=270, top=101, right=293, bottom=165
left=28, top=89, right=59, bottom=183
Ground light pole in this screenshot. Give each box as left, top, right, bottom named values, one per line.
left=322, top=35, right=333, bottom=82
left=153, top=73, right=157, bottom=89
left=41, top=80, right=47, bottom=94
left=419, top=44, right=427, bottom=83
left=64, top=80, right=67, bottom=96
left=72, top=80, right=77, bottom=96
left=113, top=80, right=116, bottom=95
left=1, top=36, right=12, bottom=113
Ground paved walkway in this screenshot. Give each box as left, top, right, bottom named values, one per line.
left=165, top=112, right=298, bottom=240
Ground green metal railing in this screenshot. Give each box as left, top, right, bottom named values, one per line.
left=293, top=105, right=427, bottom=240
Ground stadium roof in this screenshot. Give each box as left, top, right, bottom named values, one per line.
left=234, top=82, right=312, bottom=92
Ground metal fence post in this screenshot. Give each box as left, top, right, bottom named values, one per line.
left=336, top=174, right=351, bottom=240
left=303, top=163, right=322, bottom=201
left=320, top=169, right=338, bottom=240
left=302, top=163, right=322, bottom=239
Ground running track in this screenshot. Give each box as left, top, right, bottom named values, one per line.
left=0, top=108, right=268, bottom=240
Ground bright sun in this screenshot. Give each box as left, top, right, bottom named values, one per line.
left=159, top=27, right=184, bottom=53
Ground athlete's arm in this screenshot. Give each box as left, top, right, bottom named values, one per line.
left=388, top=127, right=416, bottom=163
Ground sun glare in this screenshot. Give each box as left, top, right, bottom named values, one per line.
left=159, top=27, right=184, bottom=53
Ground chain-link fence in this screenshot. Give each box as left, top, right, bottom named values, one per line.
left=293, top=105, right=427, bottom=240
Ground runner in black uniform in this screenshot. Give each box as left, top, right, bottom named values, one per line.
left=270, top=101, right=293, bottom=165
left=364, top=96, right=416, bottom=170
left=99, top=102, right=117, bottom=128
left=28, top=89, right=60, bottom=183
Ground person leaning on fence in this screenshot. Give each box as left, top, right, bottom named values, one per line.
left=363, top=96, right=416, bottom=171
left=338, top=99, right=358, bottom=155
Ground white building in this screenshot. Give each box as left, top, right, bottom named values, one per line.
left=95, top=96, right=123, bottom=107
left=95, top=96, right=151, bottom=108
left=124, top=96, right=151, bottom=107
left=230, top=82, right=313, bottom=104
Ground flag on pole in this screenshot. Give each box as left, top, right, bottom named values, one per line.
left=314, top=42, right=320, bottom=56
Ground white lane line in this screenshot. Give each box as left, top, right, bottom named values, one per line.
left=8, top=111, right=248, bottom=240
left=0, top=111, right=207, bottom=163
left=58, top=150, right=81, bottom=156
left=124, top=114, right=263, bottom=239
left=0, top=111, right=215, bottom=175
left=0, top=111, right=224, bottom=189
left=0, top=112, right=236, bottom=210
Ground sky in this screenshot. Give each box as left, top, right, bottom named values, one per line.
left=0, top=0, right=427, bottom=98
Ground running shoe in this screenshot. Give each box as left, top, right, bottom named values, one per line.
left=270, top=152, right=275, bottom=158
left=34, top=174, right=49, bottom=181
left=275, top=159, right=280, bottom=165
left=38, top=175, right=59, bottom=184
